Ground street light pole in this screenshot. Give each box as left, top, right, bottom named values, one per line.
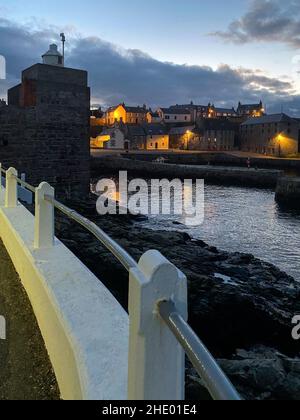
left=186, top=130, right=191, bottom=151
left=60, top=33, right=66, bottom=65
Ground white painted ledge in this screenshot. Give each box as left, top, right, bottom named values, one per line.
left=0, top=189, right=129, bottom=400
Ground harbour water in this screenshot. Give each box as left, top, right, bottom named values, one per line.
left=93, top=176, right=300, bottom=281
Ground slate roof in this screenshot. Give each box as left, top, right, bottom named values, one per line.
left=198, top=119, right=235, bottom=131
left=106, top=104, right=147, bottom=114
left=124, top=106, right=147, bottom=114
left=241, top=113, right=295, bottom=126
left=141, top=123, right=168, bottom=135
left=169, top=125, right=196, bottom=135
left=160, top=107, right=191, bottom=115
left=214, top=107, right=236, bottom=114
left=238, top=102, right=262, bottom=111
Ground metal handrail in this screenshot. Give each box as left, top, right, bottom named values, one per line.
left=0, top=167, right=36, bottom=193
left=12, top=175, right=36, bottom=193
left=44, top=194, right=138, bottom=272
left=1, top=165, right=241, bottom=400
left=158, top=300, right=241, bottom=401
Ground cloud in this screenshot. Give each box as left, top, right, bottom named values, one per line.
left=211, top=0, right=300, bottom=49
left=0, top=16, right=299, bottom=115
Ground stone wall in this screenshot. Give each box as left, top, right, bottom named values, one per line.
left=275, top=177, right=300, bottom=207
left=91, top=156, right=283, bottom=188
left=1, top=64, right=90, bottom=197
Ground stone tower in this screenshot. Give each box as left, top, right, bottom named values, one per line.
left=0, top=47, right=90, bottom=197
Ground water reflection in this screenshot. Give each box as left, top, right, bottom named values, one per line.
left=93, top=177, right=300, bottom=281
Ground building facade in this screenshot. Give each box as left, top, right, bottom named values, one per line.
left=196, top=119, right=236, bottom=151
left=169, top=103, right=237, bottom=121
left=157, top=107, right=192, bottom=123
left=90, top=128, right=126, bottom=149
left=146, top=111, right=162, bottom=123
left=241, top=114, right=300, bottom=156
left=122, top=123, right=169, bottom=150
left=237, top=101, right=265, bottom=118
left=143, top=124, right=169, bottom=150
left=105, top=104, right=148, bottom=125
left=169, top=126, right=198, bottom=150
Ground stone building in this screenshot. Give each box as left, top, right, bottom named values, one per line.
left=0, top=45, right=90, bottom=196
left=121, top=123, right=169, bottom=150
left=105, top=104, right=148, bottom=125
left=196, top=119, right=236, bottom=151
left=240, top=114, right=300, bottom=156
left=237, top=101, right=265, bottom=118
left=169, top=125, right=197, bottom=150
left=90, top=127, right=126, bottom=150
left=157, top=107, right=192, bottom=123
left=169, top=103, right=237, bottom=121
left=142, top=124, right=169, bottom=150
left=146, top=110, right=162, bottom=123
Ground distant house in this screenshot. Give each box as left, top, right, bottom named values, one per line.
left=196, top=119, right=236, bottom=151
left=142, top=124, right=169, bottom=150
left=240, top=113, right=300, bottom=156
left=90, top=128, right=126, bottom=149
left=122, top=123, right=169, bottom=150
left=105, top=104, right=148, bottom=125
left=237, top=101, right=265, bottom=118
left=212, top=106, right=237, bottom=118
left=157, top=107, right=192, bottom=123
left=147, top=110, right=162, bottom=123
left=90, top=107, right=106, bottom=127
left=170, top=103, right=237, bottom=120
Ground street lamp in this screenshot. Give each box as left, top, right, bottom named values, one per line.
left=186, top=130, right=191, bottom=151
left=277, top=133, right=284, bottom=157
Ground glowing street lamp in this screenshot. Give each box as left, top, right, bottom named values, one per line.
left=186, top=130, right=191, bottom=150
left=277, top=133, right=284, bottom=157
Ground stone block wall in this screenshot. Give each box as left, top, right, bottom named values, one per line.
left=1, top=64, right=91, bottom=197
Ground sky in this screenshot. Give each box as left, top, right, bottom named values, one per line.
left=0, top=0, right=300, bottom=114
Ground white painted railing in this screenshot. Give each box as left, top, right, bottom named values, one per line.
left=0, top=164, right=240, bottom=401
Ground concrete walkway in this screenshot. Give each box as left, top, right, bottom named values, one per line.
left=0, top=240, right=59, bottom=400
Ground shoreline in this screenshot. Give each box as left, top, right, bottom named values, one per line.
left=52, top=193, right=300, bottom=400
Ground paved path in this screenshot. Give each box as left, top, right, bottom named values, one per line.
left=0, top=240, right=59, bottom=400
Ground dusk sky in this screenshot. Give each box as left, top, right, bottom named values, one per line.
left=0, top=0, right=300, bottom=113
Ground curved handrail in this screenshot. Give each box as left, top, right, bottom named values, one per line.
left=44, top=194, right=138, bottom=272
left=0, top=163, right=241, bottom=401
left=158, top=300, right=241, bottom=401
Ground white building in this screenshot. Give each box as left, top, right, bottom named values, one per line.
left=91, top=128, right=126, bottom=149
left=157, top=108, right=192, bottom=123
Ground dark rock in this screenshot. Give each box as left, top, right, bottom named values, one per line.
left=48, top=194, right=300, bottom=400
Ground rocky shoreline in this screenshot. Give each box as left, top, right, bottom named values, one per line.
left=52, top=194, right=300, bottom=400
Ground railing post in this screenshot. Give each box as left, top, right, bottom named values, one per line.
left=0, top=163, right=2, bottom=192
left=34, top=182, right=55, bottom=249
left=5, top=167, right=18, bottom=208
left=128, top=250, right=187, bottom=400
